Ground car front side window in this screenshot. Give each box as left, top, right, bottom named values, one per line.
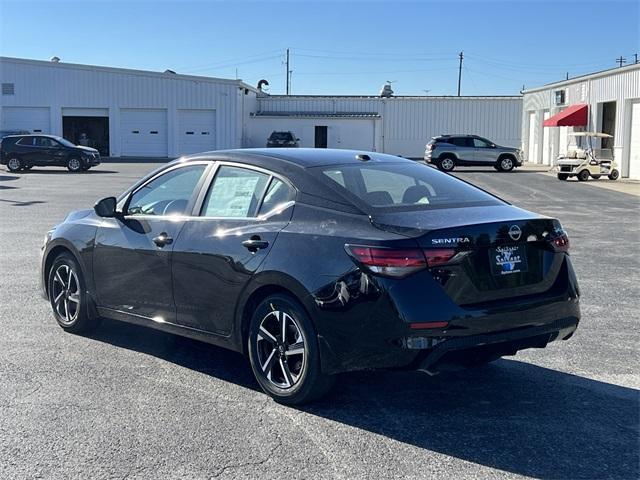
left=126, top=164, right=207, bottom=217
left=473, top=138, right=491, bottom=148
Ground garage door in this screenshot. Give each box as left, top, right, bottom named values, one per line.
left=628, top=101, right=640, bottom=180
left=1, top=106, right=50, bottom=133
left=527, top=112, right=537, bottom=163
left=177, top=109, right=216, bottom=155
left=120, top=109, right=167, bottom=157
left=542, top=111, right=551, bottom=165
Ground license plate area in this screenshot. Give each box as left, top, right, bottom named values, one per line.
left=490, top=245, right=528, bottom=275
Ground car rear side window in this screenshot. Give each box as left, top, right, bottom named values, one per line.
left=201, top=166, right=270, bottom=218
left=449, top=137, right=468, bottom=147
left=127, top=164, right=207, bottom=216
left=318, top=162, right=503, bottom=211
left=258, top=178, right=295, bottom=216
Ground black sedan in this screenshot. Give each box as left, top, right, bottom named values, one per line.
left=1, top=134, right=101, bottom=172
left=40, top=149, right=580, bottom=404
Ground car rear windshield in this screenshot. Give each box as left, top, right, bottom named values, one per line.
left=316, top=162, right=504, bottom=212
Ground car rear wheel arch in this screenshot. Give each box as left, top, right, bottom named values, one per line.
left=238, top=279, right=314, bottom=356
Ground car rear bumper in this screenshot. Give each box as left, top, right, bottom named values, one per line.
left=411, top=316, right=578, bottom=374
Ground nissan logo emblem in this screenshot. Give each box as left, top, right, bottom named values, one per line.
left=508, top=225, right=522, bottom=241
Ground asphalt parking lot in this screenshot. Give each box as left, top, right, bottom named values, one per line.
left=0, top=162, right=638, bottom=479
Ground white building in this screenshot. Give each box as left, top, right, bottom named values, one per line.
left=0, top=57, right=257, bottom=157
left=1, top=56, right=521, bottom=159
left=247, top=95, right=522, bottom=158
left=522, top=63, right=640, bottom=179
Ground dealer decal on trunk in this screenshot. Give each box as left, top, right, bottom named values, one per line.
left=491, top=245, right=528, bottom=275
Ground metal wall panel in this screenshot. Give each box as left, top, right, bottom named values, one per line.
left=255, top=96, right=522, bottom=157
left=0, top=57, right=246, bottom=157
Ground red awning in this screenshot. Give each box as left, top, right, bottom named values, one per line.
left=543, top=104, right=588, bottom=127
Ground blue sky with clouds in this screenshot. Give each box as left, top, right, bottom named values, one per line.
left=1, top=0, right=638, bottom=95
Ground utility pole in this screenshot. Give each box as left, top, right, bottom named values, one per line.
left=285, top=48, right=290, bottom=95
left=634, top=53, right=639, bottom=64
left=457, top=51, right=463, bottom=96
left=616, top=56, right=626, bottom=68
left=565, top=72, right=569, bottom=80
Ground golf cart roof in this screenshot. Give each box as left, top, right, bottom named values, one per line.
left=569, top=132, right=613, bottom=138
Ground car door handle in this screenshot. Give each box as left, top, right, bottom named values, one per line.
left=153, top=233, right=173, bottom=247
left=242, top=237, right=269, bottom=251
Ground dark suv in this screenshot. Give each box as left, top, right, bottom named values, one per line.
left=0, top=134, right=101, bottom=172
left=425, top=135, right=523, bottom=172
left=267, top=131, right=299, bottom=148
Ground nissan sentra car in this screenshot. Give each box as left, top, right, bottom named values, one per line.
left=40, top=148, right=580, bottom=404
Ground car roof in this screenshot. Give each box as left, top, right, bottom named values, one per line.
left=3, top=133, right=58, bottom=138
left=184, top=148, right=412, bottom=169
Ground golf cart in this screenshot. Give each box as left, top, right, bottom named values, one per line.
left=555, top=132, right=619, bottom=181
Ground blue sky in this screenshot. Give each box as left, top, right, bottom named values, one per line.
left=1, top=0, right=638, bottom=96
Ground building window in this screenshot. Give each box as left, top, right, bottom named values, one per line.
left=1, top=83, right=15, bottom=95
left=554, top=90, right=566, bottom=105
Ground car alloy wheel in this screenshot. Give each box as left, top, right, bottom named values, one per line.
left=67, top=158, right=83, bottom=172
left=500, top=157, right=514, bottom=171
left=440, top=157, right=455, bottom=171
left=7, top=158, right=22, bottom=172
left=255, top=310, right=306, bottom=389
left=51, top=264, right=81, bottom=326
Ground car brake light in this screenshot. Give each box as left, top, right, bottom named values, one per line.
left=551, top=232, right=570, bottom=252
left=345, top=245, right=456, bottom=278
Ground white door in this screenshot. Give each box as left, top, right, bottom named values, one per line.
left=527, top=112, right=537, bottom=163
left=1, top=106, right=50, bottom=133
left=629, top=100, right=640, bottom=180
left=120, top=109, right=167, bottom=157
left=176, top=109, right=216, bottom=155
left=542, top=111, right=551, bottom=165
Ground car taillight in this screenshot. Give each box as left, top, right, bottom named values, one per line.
left=551, top=232, right=570, bottom=252
left=424, top=248, right=456, bottom=266
left=345, top=245, right=456, bottom=278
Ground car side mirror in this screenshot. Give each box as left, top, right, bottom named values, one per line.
left=94, top=196, right=117, bottom=218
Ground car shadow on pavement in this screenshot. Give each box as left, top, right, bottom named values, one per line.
left=303, top=361, right=639, bottom=480
left=89, top=318, right=260, bottom=391
left=88, top=319, right=638, bottom=479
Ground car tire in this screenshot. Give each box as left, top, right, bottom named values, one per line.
left=557, top=173, right=569, bottom=181
left=497, top=156, right=515, bottom=172
left=577, top=169, right=590, bottom=181
left=7, top=157, right=22, bottom=172
left=608, top=170, right=620, bottom=180
left=48, top=253, right=100, bottom=334
left=67, top=157, right=84, bottom=172
left=437, top=156, right=456, bottom=172
left=248, top=293, right=335, bottom=405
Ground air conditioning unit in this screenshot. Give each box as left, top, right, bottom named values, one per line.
left=554, top=90, right=566, bottom=105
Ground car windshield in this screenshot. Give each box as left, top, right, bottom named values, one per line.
left=55, top=137, right=77, bottom=148
left=270, top=132, right=292, bottom=141
left=316, top=162, right=504, bottom=212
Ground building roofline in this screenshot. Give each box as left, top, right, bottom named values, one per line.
left=522, top=62, right=640, bottom=94
left=261, top=94, right=521, bottom=99
left=0, top=56, right=259, bottom=92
